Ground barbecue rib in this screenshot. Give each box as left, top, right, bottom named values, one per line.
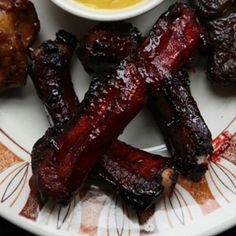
left=29, top=30, right=79, bottom=125
left=148, top=70, right=212, bottom=181
left=77, top=22, right=142, bottom=75
left=99, top=141, right=177, bottom=210
left=0, top=0, right=39, bottom=92
left=137, top=3, right=204, bottom=92
left=32, top=3, right=204, bottom=204
left=31, top=31, right=177, bottom=209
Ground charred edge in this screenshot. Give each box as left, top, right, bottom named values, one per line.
left=148, top=70, right=213, bottom=181
left=77, top=21, right=142, bottom=75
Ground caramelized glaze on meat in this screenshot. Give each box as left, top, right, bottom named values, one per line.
left=30, top=30, right=79, bottom=125
left=99, top=141, right=177, bottom=210
left=148, top=70, right=213, bottom=181
left=32, top=3, right=204, bottom=205
left=77, top=21, right=142, bottom=74
left=31, top=31, right=177, bottom=209
left=31, top=61, right=147, bottom=204
left=138, top=3, right=204, bottom=91
left=0, top=0, right=39, bottom=92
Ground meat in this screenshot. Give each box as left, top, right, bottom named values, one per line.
left=138, top=3, right=204, bottom=92
left=195, top=0, right=234, bottom=19
left=148, top=70, right=212, bottom=181
left=29, top=30, right=79, bottom=125
left=31, top=32, right=177, bottom=210
left=31, top=61, right=147, bottom=204
left=206, top=13, right=236, bottom=83
left=77, top=4, right=212, bottom=181
left=77, top=22, right=142, bottom=74
left=99, top=141, right=177, bottom=210
left=32, top=3, right=204, bottom=204
left=0, top=0, right=40, bottom=92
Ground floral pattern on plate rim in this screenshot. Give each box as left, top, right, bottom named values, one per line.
left=0, top=115, right=235, bottom=236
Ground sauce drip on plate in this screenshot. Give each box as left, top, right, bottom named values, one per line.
left=75, top=0, right=143, bottom=9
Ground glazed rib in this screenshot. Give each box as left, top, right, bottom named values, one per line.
left=138, top=3, right=204, bottom=92
left=31, top=3, right=204, bottom=204
left=77, top=21, right=142, bottom=75
left=31, top=60, right=147, bottom=204
left=30, top=30, right=79, bottom=125
left=148, top=70, right=212, bottom=181
left=99, top=141, right=177, bottom=210
left=31, top=31, right=177, bottom=209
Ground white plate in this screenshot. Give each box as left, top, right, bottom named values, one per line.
left=0, top=0, right=235, bottom=236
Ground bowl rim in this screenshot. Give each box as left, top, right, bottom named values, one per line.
left=50, top=0, right=165, bottom=21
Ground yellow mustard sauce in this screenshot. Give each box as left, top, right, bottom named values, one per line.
left=74, top=0, right=143, bottom=10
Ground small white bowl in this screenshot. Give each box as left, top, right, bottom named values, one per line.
left=50, top=0, right=165, bottom=21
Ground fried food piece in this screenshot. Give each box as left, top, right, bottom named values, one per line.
left=0, top=0, right=40, bottom=92
left=99, top=141, right=177, bottom=210
left=31, top=61, right=147, bottom=204
left=195, top=0, right=234, bottom=19
left=77, top=22, right=142, bottom=74
left=30, top=30, right=79, bottom=125
left=148, top=70, right=213, bottom=181
left=138, top=3, right=204, bottom=92
left=31, top=32, right=177, bottom=209
left=206, top=13, right=236, bottom=83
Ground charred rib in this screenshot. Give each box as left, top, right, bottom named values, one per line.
left=148, top=70, right=212, bottom=181
left=77, top=22, right=142, bottom=74
left=30, top=30, right=79, bottom=125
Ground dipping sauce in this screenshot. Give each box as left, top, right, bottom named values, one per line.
left=75, top=0, right=143, bottom=10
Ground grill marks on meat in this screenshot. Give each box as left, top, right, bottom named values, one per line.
left=99, top=141, right=177, bottom=210
left=148, top=70, right=212, bottom=181
left=195, top=0, right=234, bottom=19
left=77, top=22, right=142, bottom=74
left=206, top=13, right=236, bottom=83
left=31, top=60, right=147, bottom=204
left=0, top=0, right=39, bottom=92
left=30, top=30, right=79, bottom=125
left=138, top=3, right=204, bottom=91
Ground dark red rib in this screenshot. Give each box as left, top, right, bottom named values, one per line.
left=138, top=3, right=204, bottom=91
left=31, top=60, right=147, bottom=204
left=29, top=30, right=79, bottom=125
